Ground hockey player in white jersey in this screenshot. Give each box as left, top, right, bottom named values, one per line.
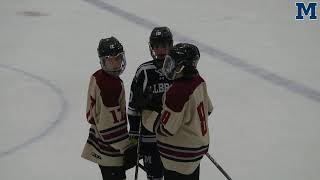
left=128, top=26, right=174, bottom=180
left=144, top=43, right=214, bottom=180
left=82, top=37, right=136, bottom=180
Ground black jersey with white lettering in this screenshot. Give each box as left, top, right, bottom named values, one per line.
left=128, top=59, right=173, bottom=142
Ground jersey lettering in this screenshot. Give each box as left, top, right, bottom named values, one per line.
left=110, top=108, right=126, bottom=123
left=161, top=110, right=171, bottom=125
left=86, top=96, right=96, bottom=124
left=197, top=102, right=208, bottom=136
left=152, top=83, right=170, bottom=93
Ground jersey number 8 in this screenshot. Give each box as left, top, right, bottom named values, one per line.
left=197, top=102, right=208, bottom=136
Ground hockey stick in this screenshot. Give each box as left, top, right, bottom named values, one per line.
left=134, top=119, right=143, bottom=180
left=206, top=152, right=232, bottom=180
left=138, top=162, right=146, bottom=172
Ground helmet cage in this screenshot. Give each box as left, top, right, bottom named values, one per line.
left=99, top=52, right=126, bottom=76
left=162, top=55, right=185, bottom=80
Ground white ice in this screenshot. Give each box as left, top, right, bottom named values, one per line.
left=1, top=0, right=320, bottom=180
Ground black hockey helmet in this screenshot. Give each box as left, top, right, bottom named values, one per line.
left=162, top=43, right=200, bottom=80
left=97, top=36, right=124, bottom=57
left=149, top=26, right=173, bottom=48
left=97, top=36, right=126, bottom=76
left=149, top=26, right=173, bottom=61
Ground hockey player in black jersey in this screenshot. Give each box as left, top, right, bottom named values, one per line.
left=128, top=26, right=174, bottom=180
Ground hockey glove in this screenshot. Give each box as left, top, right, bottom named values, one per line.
left=129, top=135, right=139, bottom=146
left=144, top=93, right=163, bottom=113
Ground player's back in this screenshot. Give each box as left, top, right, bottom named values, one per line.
left=156, top=74, right=213, bottom=175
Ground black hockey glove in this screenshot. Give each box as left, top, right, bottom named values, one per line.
left=123, top=145, right=138, bottom=170
left=144, top=92, right=163, bottom=113
left=134, top=85, right=154, bottom=111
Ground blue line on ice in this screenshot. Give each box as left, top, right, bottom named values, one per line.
left=84, top=0, right=320, bottom=103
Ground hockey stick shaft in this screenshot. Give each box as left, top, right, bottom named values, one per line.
left=206, top=153, right=232, bottom=180
left=134, top=119, right=143, bottom=180
left=138, top=163, right=146, bottom=172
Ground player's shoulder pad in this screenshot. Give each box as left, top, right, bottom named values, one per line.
left=135, top=60, right=157, bottom=77
left=165, top=75, right=204, bottom=112
left=93, top=69, right=123, bottom=107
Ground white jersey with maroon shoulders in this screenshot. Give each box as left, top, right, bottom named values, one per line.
left=155, top=74, right=213, bottom=175
left=81, top=69, right=130, bottom=167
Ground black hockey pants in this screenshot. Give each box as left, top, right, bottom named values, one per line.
left=99, top=165, right=126, bottom=180
left=164, top=165, right=200, bottom=180
left=141, top=142, right=164, bottom=180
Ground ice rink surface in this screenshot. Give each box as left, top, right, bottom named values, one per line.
left=1, top=0, right=319, bottom=179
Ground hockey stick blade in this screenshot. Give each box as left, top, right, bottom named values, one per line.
left=206, top=153, right=232, bottom=180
